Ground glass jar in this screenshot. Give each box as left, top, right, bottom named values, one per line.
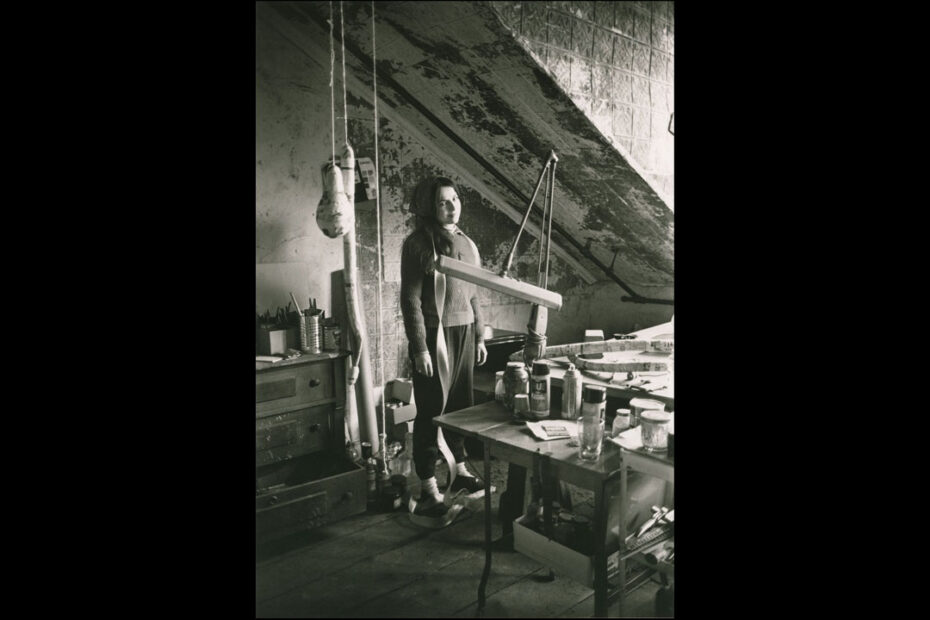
left=612, top=408, right=632, bottom=437
left=640, top=410, right=672, bottom=452
left=503, top=362, right=529, bottom=410
left=629, top=397, right=665, bottom=428
left=494, top=370, right=506, bottom=403
left=513, top=394, right=530, bottom=421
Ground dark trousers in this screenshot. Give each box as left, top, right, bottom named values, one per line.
left=411, top=324, right=474, bottom=480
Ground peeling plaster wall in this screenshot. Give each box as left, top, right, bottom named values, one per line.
left=257, top=2, right=673, bottom=389
left=256, top=21, right=345, bottom=319
left=491, top=0, right=674, bottom=208
left=257, top=8, right=584, bottom=387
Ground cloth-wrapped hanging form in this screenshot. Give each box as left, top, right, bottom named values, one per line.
left=316, top=160, right=354, bottom=238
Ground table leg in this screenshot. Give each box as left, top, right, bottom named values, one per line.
left=616, top=464, right=628, bottom=617
left=501, top=463, right=528, bottom=537
left=477, top=442, right=492, bottom=614
left=593, top=479, right=608, bottom=617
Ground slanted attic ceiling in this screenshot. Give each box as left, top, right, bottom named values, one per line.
left=283, top=1, right=673, bottom=295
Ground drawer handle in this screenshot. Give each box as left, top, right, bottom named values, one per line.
left=308, top=423, right=321, bottom=432
left=341, top=491, right=354, bottom=502
left=268, top=495, right=279, bottom=505
left=308, top=378, right=321, bottom=388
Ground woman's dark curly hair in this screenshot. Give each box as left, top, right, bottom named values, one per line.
left=411, top=176, right=459, bottom=263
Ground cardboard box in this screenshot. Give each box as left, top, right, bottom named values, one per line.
left=257, top=326, right=299, bottom=356
left=513, top=515, right=619, bottom=588
left=378, top=378, right=417, bottom=442
left=379, top=400, right=417, bottom=442
left=387, top=378, right=413, bottom=403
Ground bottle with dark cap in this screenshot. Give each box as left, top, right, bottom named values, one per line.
left=580, top=384, right=606, bottom=421
left=529, top=361, right=550, bottom=419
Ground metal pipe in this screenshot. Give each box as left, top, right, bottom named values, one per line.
left=503, top=152, right=554, bottom=278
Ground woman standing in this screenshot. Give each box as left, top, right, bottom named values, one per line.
left=400, top=176, right=488, bottom=520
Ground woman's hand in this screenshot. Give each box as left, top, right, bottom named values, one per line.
left=414, top=351, right=433, bottom=377
left=475, top=341, right=488, bottom=366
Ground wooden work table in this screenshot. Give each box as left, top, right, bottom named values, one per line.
left=436, top=397, right=673, bottom=617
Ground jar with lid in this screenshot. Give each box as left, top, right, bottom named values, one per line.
left=560, top=363, right=582, bottom=420
left=640, top=409, right=672, bottom=452
left=629, top=397, right=666, bottom=428
left=580, top=385, right=606, bottom=420
left=503, top=362, right=529, bottom=410
left=529, top=361, right=551, bottom=419
left=612, top=408, right=632, bottom=437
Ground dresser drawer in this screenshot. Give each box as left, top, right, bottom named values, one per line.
left=256, top=458, right=366, bottom=541
left=255, top=406, right=331, bottom=466
left=256, top=360, right=334, bottom=415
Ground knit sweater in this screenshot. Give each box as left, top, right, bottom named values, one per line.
left=400, top=226, right=486, bottom=357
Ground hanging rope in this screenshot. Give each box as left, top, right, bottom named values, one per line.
left=371, top=0, right=388, bottom=465
left=328, top=1, right=335, bottom=164
left=339, top=1, right=348, bottom=144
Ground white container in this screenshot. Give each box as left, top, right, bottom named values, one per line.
left=641, top=410, right=672, bottom=452
left=612, top=408, right=632, bottom=437
left=629, top=397, right=665, bottom=428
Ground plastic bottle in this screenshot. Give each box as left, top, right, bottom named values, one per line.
left=561, top=363, right=582, bottom=420
left=529, top=361, right=551, bottom=419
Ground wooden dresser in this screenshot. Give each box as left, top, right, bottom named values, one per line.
left=256, top=351, right=366, bottom=542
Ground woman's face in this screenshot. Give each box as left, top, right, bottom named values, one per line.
left=435, top=185, right=460, bottom=227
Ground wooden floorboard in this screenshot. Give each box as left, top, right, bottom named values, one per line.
left=256, top=456, right=668, bottom=617
left=257, top=512, right=427, bottom=603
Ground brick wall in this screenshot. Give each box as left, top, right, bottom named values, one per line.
left=491, top=1, right=674, bottom=207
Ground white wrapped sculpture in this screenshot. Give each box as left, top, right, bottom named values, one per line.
left=315, top=160, right=354, bottom=239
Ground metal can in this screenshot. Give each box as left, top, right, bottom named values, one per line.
left=304, top=312, right=321, bottom=354
left=323, top=325, right=341, bottom=351
left=529, top=361, right=550, bottom=419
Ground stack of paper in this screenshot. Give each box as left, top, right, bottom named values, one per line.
left=525, top=420, right=577, bottom=441
left=609, top=425, right=643, bottom=450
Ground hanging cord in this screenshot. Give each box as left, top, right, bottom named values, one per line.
left=536, top=165, right=550, bottom=278
left=328, top=1, right=335, bottom=164
left=339, top=1, right=348, bottom=143
left=370, top=0, right=388, bottom=470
